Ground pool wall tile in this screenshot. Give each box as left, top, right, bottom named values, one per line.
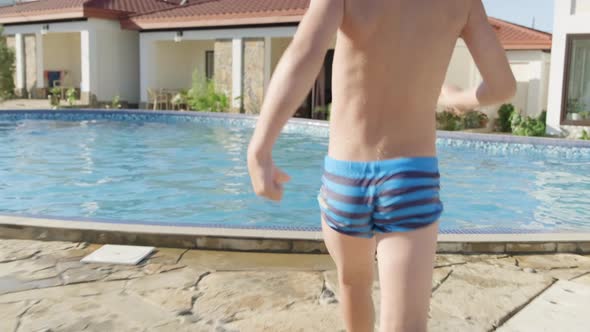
left=291, top=240, right=328, bottom=254
left=506, top=242, right=557, bottom=253
left=195, top=237, right=292, bottom=252
left=464, top=242, right=507, bottom=253
left=556, top=243, right=579, bottom=253
left=436, top=242, right=465, bottom=253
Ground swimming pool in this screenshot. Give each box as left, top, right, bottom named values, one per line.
left=1, top=110, right=589, bottom=234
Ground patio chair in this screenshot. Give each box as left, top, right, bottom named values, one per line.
left=147, top=88, right=168, bottom=110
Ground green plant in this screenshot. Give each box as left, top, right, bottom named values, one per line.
left=580, top=111, right=590, bottom=120
left=510, top=111, right=547, bottom=137
left=111, top=95, right=122, bottom=109
left=171, top=89, right=189, bottom=108
left=188, top=75, right=229, bottom=112
left=313, top=104, right=331, bottom=120
left=581, top=130, right=590, bottom=140
left=65, top=88, right=76, bottom=106
left=0, top=27, right=15, bottom=101
left=496, top=104, right=515, bottom=132
left=462, top=110, right=489, bottom=129
left=436, top=110, right=464, bottom=131
left=48, top=87, right=61, bottom=107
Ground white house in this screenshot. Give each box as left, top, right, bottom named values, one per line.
left=0, top=0, right=180, bottom=105
left=0, top=0, right=553, bottom=120
left=547, top=0, right=590, bottom=137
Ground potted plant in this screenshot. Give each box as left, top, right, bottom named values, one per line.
left=48, top=87, right=62, bottom=107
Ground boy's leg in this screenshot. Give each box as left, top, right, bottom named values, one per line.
left=322, top=218, right=377, bottom=332
left=376, top=221, right=439, bottom=332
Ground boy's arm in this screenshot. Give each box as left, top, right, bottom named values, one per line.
left=440, top=0, right=516, bottom=111
left=247, top=0, right=344, bottom=201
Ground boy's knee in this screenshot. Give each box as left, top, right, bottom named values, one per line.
left=338, top=267, right=373, bottom=289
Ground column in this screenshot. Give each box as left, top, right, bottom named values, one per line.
left=139, top=34, right=155, bottom=107
left=526, top=60, right=544, bottom=117
left=232, top=37, right=243, bottom=111
left=80, top=29, right=97, bottom=105
left=263, top=36, right=272, bottom=92
left=35, top=33, right=44, bottom=91
left=243, top=38, right=265, bottom=114
left=14, top=33, right=24, bottom=96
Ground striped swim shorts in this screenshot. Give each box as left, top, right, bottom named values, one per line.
left=318, top=155, right=443, bottom=238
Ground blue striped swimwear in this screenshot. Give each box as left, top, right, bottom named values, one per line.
left=318, top=156, right=443, bottom=238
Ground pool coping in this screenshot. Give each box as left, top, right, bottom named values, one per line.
left=1, top=215, right=590, bottom=255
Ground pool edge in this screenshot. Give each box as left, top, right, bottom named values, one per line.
left=1, top=215, right=590, bottom=255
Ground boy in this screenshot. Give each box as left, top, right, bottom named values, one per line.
left=248, top=0, right=515, bottom=331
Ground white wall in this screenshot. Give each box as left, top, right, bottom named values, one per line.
left=444, top=40, right=550, bottom=119
left=91, top=19, right=139, bottom=103
left=574, top=0, right=590, bottom=14
left=547, top=0, right=590, bottom=137
left=43, top=32, right=81, bottom=87
left=153, top=40, right=213, bottom=90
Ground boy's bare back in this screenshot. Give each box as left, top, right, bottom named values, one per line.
left=332, top=0, right=469, bottom=160
left=331, top=0, right=513, bottom=161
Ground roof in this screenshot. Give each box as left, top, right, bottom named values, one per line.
left=0, top=0, right=179, bottom=24
left=122, top=0, right=309, bottom=30
left=489, top=17, right=552, bottom=51
left=0, top=0, right=552, bottom=51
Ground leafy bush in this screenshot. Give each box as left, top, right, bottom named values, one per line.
left=496, top=104, right=515, bottom=132
left=111, top=95, right=121, bottom=109
left=188, top=80, right=229, bottom=112
left=581, top=130, right=590, bottom=141
left=436, top=111, right=464, bottom=131
left=48, top=87, right=61, bottom=107
left=462, top=110, right=489, bottom=129
left=0, top=27, right=15, bottom=101
left=66, top=88, right=76, bottom=106
left=510, top=111, right=547, bottom=137
left=313, top=104, right=331, bottom=120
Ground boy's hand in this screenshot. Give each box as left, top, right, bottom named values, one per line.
left=247, top=150, right=291, bottom=202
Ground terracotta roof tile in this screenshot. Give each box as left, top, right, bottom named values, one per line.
left=0, top=0, right=178, bottom=17
left=124, top=0, right=309, bottom=28
left=489, top=17, right=552, bottom=50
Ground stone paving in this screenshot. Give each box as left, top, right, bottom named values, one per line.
left=1, top=239, right=590, bottom=332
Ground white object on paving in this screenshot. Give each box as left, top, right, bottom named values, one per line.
left=81, top=245, right=155, bottom=265
left=497, top=280, right=590, bottom=332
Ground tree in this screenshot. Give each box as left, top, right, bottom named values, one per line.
left=0, top=26, right=15, bottom=100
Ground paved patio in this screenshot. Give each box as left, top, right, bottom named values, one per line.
left=1, top=239, right=589, bottom=332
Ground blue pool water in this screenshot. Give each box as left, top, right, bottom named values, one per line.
left=1, top=111, right=589, bottom=233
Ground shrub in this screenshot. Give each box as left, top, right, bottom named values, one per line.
left=48, top=87, right=61, bottom=107
left=188, top=80, right=229, bottom=112
left=186, top=69, right=229, bottom=112
left=66, top=88, right=76, bottom=106
left=462, top=110, right=489, bottom=129
left=581, top=130, right=590, bottom=141
left=510, top=111, right=547, bottom=137
left=313, top=104, right=331, bottom=120
left=111, top=95, right=122, bottom=109
left=0, top=27, right=15, bottom=101
left=496, top=104, right=515, bottom=132
left=436, top=110, right=464, bottom=131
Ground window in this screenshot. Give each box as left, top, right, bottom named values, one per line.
left=205, top=51, right=214, bottom=81
left=562, top=35, right=590, bottom=125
